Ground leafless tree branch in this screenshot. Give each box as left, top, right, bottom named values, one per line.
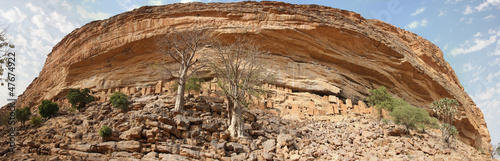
left=156, top=24, right=210, bottom=111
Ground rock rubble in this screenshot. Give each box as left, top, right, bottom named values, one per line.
left=0, top=93, right=492, bottom=160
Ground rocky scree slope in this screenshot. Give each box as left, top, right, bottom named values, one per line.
left=14, top=1, right=489, bottom=149
left=0, top=94, right=493, bottom=160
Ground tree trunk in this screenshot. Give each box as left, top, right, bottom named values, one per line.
left=228, top=100, right=243, bottom=138
left=227, top=97, right=233, bottom=121
left=174, top=79, right=186, bottom=111
left=174, top=67, right=188, bottom=111
left=378, top=108, right=383, bottom=119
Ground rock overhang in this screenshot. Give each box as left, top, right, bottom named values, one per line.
left=16, top=1, right=490, bottom=150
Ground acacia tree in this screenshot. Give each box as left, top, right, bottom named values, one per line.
left=210, top=39, right=273, bottom=138
left=157, top=26, right=209, bottom=111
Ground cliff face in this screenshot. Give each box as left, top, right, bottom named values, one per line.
left=16, top=1, right=489, bottom=149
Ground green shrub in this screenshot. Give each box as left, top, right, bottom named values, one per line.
left=381, top=118, right=389, bottom=124
left=392, top=98, right=409, bottom=108
left=109, top=92, right=128, bottom=110
left=416, top=123, right=426, bottom=133
left=172, top=77, right=203, bottom=93
left=15, top=106, right=31, bottom=127
left=417, top=116, right=440, bottom=133
left=30, top=116, right=42, bottom=126
left=186, top=77, right=203, bottom=93
left=390, top=104, right=430, bottom=133
left=66, top=88, right=95, bottom=111
left=441, top=123, right=458, bottom=148
left=367, top=86, right=396, bottom=119
left=0, top=111, right=8, bottom=126
left=428, top=117, right=440, bottom=129
left=99, top=125, right=112, bottom=138
left=38, top=100, right=59, bottom=118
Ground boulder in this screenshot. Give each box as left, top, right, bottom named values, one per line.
left=23, top=140, right=40, bottom=148
left=202, top=124, right=217, bottom=133
left=117, top=141, right=141, bottom=153
left=188, top=117, right=203, bottom=125
left=262, top=139, right=276, bottom=153
left=243, top=110, right=257, bottom=123
left=226, top=142, right=245, bottom=153
left=69, top=144, right=91, bottom=152
left=174, top=115, right=190, bottom=131
left=179, top=148, right=201, bottom=159
left=112, top=151, right=133, bottom=158
left=248, top=153, right=258, bottom=161
left=159, top=154, right=189, bottom=161
left=158, top=115, right=175, bottom=126
left=231, top=153, right=246, bottom=161
left=362, top=131, right=376, bottom=139
left=261, top=152, right=273, bottom=161
left=144, top=152, right=158, bottom=158
left=290, top=154, right=301, bottom=161
left=160, top=124, right=181, bottom=138
left=116, top=123, right=130, bottom=132
left=95, top=142, right=117, bottom=153
left=277, top=134, right=294, bottom=148
left=119, top=127, right=143, bottom=140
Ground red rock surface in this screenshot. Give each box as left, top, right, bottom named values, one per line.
left=16, top=1, right=490, bottom=149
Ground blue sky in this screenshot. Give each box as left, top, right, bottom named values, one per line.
left=1, top=0, right=499, bottom=145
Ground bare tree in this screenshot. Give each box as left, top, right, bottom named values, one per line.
left=157, top=26, right=209, bottom=111
left=210, top=38, right=273, bottom=138
left=0, top=27, right=15, bottom=86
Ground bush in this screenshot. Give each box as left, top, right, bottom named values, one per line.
left=66, top=88, right=95, bottom=111
left=392, top=98, right=409, bottom=107
left=186, top=77, right=203, bottom=93
left=428, top=117, right=440, bottom=129
left=172, top=77, right=203, bottom=93
left=367, top=86, right=396, bottom=119
left=15, top=106, right=31, bottom=127
left=417, top=116, right=440, bottom=133
left=30, top=116, right=42, bottom=126
left=109, top=92, right=128, bottom=110
left=99, top=125, right=112, bottom=138
left=0, top=111, right=8, bottom=126
left=38, top=100, right=59, bottom=118
left=441, top=123, right=458, bottom=148
left=381, top=118, right=389, bottom=124
left=390, top=104, right=430, bottom=133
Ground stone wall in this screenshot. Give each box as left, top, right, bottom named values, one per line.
left=251, top=83, right=375, bottom=118
left=53, top=79, right=374, bottom=119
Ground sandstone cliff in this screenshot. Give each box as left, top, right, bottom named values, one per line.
left=16, top=1, right=490, bottom=149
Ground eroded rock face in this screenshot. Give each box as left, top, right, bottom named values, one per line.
left=16, top=1, right=489, bottom=149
